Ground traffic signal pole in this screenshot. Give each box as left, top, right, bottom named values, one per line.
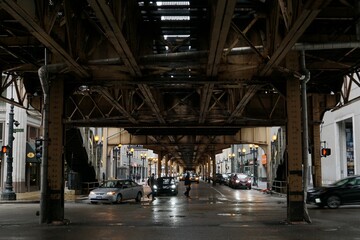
left=1, top=102, right=16, bottom=200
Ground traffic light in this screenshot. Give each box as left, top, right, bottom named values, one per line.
left=321, top=148, right=331, bottom=157
left=1, top=145, right=10, bottom=154
left=35, top=139, right=43, bottom=159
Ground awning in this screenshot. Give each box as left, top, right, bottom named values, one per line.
left=26, top=142, right=39, bottom=163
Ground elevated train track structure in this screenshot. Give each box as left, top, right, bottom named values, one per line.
left=0, top=0, right=359, bottom=223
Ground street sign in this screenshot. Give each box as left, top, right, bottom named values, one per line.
left=13, top=128, right=24, bottom=132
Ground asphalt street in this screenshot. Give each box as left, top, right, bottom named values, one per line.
left=0, top=181, right=359, bottom=240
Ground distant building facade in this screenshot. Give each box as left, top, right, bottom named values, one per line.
left=321, top=75, right=359, bottom=184
left=0, top=75, right=42, bottom=193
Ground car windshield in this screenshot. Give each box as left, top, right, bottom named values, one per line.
left=101, top=180, right=123, bottom=188
left=331, top=177, right=353, bottom=187
left=159, top=178, right=175, bottom=184
left=237, top=174, right=248, bottom=179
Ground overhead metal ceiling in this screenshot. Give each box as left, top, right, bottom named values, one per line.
left=1, top=0, right=359, bottom=168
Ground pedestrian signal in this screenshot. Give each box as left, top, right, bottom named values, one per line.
left=1, top=145, right=9, bottom=154
left=35, top=139, right=43, bottom=159
left=321, top=148, right=331, bottom=157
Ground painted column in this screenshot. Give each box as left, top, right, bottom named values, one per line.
left=286, top=52, right=305, bottom=221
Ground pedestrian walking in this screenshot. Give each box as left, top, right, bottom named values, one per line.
left=147, top=173, right=156, bottom=201
left=184, top=172, right=191, bottom=198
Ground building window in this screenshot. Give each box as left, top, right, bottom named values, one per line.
left=27, top=125, right=39, bottom=142
left=345, top=122, right=354, bottom=176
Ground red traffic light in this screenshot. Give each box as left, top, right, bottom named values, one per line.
left=1, top=145, right=9, bottom=154
left=321, top=148, right=331, bottom=157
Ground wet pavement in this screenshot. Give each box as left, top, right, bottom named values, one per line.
left=1, top=181, right=359, bottom=240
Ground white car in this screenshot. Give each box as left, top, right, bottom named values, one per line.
left=88, top=179, right=144, bottom=204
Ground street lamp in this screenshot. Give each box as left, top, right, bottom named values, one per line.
left=93, top=135, right=103, bottom=179
left=1, top=102, right=17, bottom=200
left=140, top=153, right=147, bottom=182
left=228, top=153, right=235, bottom=173
left=249, top=144, right=259, bottom=186
left=113, top=144, right=121, bottom=179
left=238, top=148, right=246, bottom=172
left=126, top=147, right=134, bottom=179
left=154, top=158, right=158, bottom=175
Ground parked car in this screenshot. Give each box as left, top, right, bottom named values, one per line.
left=153, top=177, right=178, bottom=196
left=213, top=173, right=228, bottom=185
left=222, top=173, right=231, bottom=186
left=88, top=179, right=143, bottom=204
left=306, top=175, right=360, bottom=209
left=213, top=173, right=223, bottom=184
left=229, top=173, right=252, bottom=189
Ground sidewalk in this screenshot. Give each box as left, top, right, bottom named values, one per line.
left=0, top=181, right=152, bottom=203
left=0, top=190, right=87, bottom=203
left=251, top=180, right=287, bottom=197
left=0, top=191, right=39, bottom=203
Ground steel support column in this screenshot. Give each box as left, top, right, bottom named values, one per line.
left=309, top=94, right=324, bottom=187
left=207, top=158, right=211, bottom=183
left=157, top=152, right=163, bottom=178
left=164, top=155, right=168, bottom=177
left=42, top=77, right=64, bottom=223
left=169, top=159, right=173, bottom=176
left=286, top=53, right=305, bottom=222
left=211, top=151, right=216, bottom=186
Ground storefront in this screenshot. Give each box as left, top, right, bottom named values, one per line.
left=25, top=142, right=40, bottom=191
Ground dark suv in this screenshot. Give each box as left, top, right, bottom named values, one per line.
left=153, top=177, right=178, bottom=196
left=213, top=173, right=226, bottom=184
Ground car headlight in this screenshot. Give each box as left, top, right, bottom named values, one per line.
left=235, top=180, right=240, bottom=183
left=89, top=191, right=95, bottom=195
left=106, top=191, right=116, bottom=195
left=171, top=184, right=176, bottom=189
left=153, top=185, right=158, bottom=189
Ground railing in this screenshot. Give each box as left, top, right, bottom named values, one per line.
left=270, top=180, right=287, bottom=194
